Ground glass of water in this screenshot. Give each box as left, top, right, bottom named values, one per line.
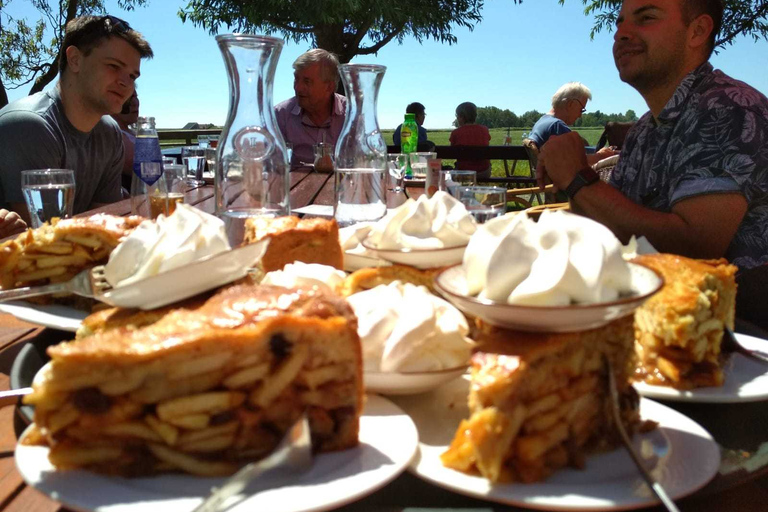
left=409, top=152, right=436, bottom=178
left=387, top=153, right=408, bottom=193
left=456, top=186, right=507, bottom=223
left=21, top=169, right=76, bottom=228
left=439, top=170, right=477, bottom=197
left=182, top=146, right=206, bottom=186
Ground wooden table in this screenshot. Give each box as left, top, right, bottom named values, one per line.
left=1, top=169, right=768, bottom=511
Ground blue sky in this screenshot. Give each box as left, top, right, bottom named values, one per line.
left=5, top=0, right=768, bottom=129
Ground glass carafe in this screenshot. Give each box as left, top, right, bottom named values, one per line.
left=215, top=34, right=289, bottom=244
left=334, top=64, right=387, bottom=227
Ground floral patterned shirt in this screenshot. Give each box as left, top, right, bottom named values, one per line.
left=610, top=63, right=768, bottom=270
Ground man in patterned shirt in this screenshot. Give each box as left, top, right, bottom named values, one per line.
left=536, top=0, right=768, bottom=272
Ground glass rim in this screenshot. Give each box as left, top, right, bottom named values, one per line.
left=339, top=63, right=387, bottom=72
left=214, top=33, right=285, bottom=46
left=20, top=169, right=74, bottom=176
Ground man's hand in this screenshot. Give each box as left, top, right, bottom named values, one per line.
left=536, top=132, right=590, bottom=190
left=0, top=209, right=27, bottom=238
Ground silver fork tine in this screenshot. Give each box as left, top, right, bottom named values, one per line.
left=605, top=356, right=680, bottom=512
left=0, top=266, right=97, bottom=302
left=192, top=413, right=312, bottom=512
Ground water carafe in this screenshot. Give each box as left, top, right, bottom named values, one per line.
left=334, top=64, right=387, bottom=227
left=215, top=34, right=289, bottom=243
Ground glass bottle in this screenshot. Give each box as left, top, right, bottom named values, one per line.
left=215, top=34, right=289, bottom=244
left=130, top=116, right=163, bottom=217
left=400, top=113, right=418, bottom=177
left=334, top=64, right=388, bottom=228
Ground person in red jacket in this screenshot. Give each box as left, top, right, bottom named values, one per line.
left=449, top=102, right=491, bottom=180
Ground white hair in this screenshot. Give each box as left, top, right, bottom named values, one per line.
left=293, top=48, right=340, bottom=87
left=551, top=82, right=593, bottom=108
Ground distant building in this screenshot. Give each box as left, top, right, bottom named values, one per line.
left=182, top=122, right=201, bottom=130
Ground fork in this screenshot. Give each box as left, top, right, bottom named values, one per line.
left=605, top=357, right=680, bottom=512
left=721, top=327, right=768, bottom=364
left=192, top=413, right=312, bottom=512
left=0, top=265, right=112, bottom=303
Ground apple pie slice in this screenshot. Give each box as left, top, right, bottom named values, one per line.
left=23, top=283, right=362, bottom=477
left=0, top=215, right=143, bottom=290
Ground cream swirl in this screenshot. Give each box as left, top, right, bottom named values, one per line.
left=464, top=210, right=633, bottom=305
left=261, top=261, right=346, bottom=294
left=104, top=204, right=230, bottom=287
left=366, top=191, right=476, bottom=250
left=346, top=281, right=473, bottom=372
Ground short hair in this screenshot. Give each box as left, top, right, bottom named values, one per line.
left=293, top=49, right=340, bottom=87
left=551, top=82, right=592, bottom=109
left=406, top=102, right=426, bottom=116
left=681, top=0, right=723, bottom=58
left=59, top=15, right=153, bottom=74
left=455, top=102, right=477, bottom=123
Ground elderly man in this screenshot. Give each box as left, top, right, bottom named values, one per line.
left=0, top=16, right=153, bottom=224
left=529, top=82, right=615, bottom=166
left=537, top=0, right=768, bottom=328
left=274, top=49, right=346, bottom=169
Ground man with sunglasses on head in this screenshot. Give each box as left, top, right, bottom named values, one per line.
left=528, top=82, right=616, bottom=166
left=0, top=15, right=153, bottom=227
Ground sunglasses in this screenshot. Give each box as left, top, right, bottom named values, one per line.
left=573, top=98, right=587, bottom=113
left=101, top=15, right=131, bottom=34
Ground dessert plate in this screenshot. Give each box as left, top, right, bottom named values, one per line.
left=16, top=394, right=418, bottom=512
left=434, top=263, right=663, bottom=332
left=0, top=301, right=86, bottom=332
left=361, top=240, right=468, bottom=270
left=393, top=377, right=720, bottom=511
left=100, top=239, right=268, bottom=310
left=634, top=332, right=768, bottom=403
left=364, top=365, right=468, bottom=395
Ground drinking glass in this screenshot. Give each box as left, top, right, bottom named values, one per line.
left=313, top=143, right=334, bottom=172
left=21, top=169, right=76, bottom=228
left=182, top=146, right=206, bottom=186
left=162, top=156, right=177, bottom=166
left=439, top=170, right=477, bottom=197
left=387, top=153, right=408, bottom=193
left=204, top=147, right=217, bottom=177
left=409, top=152, right=436, bottom=178
left=197, top=135, right=210, bottom=149
left=456, top=186, right=507, bottom=223
left=150, top=164, right=186, bottom=218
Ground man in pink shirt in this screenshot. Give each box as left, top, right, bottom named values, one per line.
left=274, top=49, right=347, bottom=169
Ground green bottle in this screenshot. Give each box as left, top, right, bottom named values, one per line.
left=400, top=113, right=419, bottom=177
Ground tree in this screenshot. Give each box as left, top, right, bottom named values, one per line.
left=567, top=0, right=768, bottom=49
left=179, top=0, right=522, bottom=65
left=0, top=0, right=147, bottom=108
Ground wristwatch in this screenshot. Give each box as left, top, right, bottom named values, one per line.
left=564, top=168, right=600, bottom=199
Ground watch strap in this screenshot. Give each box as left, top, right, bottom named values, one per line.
left=565, top=168, right=600, bottom=199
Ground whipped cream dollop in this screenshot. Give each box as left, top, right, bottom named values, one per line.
left=366, top=191, right=476, bottom=250
left=339, top=222, right=376, bottom=255
left=104, top=204, right=230, bottom=287
left=261, top=261, right=346, bottom=294
left=464, top=210, right=633, bottom=305
left=346, top=281, right=473, bottom=372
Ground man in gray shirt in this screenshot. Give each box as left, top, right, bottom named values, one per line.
left=0, top=15, right=153, bottom=224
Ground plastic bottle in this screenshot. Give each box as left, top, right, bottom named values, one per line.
left=400, top=113, right=418, bottom=177
left=130, top=116, right=164, bottom=217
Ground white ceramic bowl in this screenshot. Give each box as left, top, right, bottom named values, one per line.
left=361, top=240, right=467, bottom=269
left=434, top=262, right=663, bottom=332
left=364, top=366, right=468, bottom=395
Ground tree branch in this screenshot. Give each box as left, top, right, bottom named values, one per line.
left=356, top=26, right=404, bottom=55
left=716, top=5, right=768, bottom=47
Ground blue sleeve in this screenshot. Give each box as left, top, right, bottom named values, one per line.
left=551, top=120, right=572, bottom=136
left=0, top=110, right=63, bottom=206
left=393, top=124, right=401, bottom=145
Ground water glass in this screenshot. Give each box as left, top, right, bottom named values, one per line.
left=387, top=153, right=408, bottom=193
left=197, top=135, right=210, bottom=149
left=162, top=156, right=177, bottom=166
left=21, top=169, right=76, bottom=228
left=182, top=146, right=206, bottom=186
left=150, top=164, right=186, bottom=219
left=313, top=143, right=335, bottom=173
left=409, top=152, right=436, bottom=178
left=439, top=170, right=477, bottom=197
left=456, top=186, right=507, bottom=223
left=204, top=147, right=217, bottom=177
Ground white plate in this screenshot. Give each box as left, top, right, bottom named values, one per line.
left=343, top=251, right=391, bottom=272
left=0, top=301, right=86, bottom=332
left=393, top=378, right=720, bottom=511
left=365, top=366, right=468, bottom=395
left=361, top=241, right=468, bottom=270
left=434, top=263, right=663, bottom=332
left=634, top=332, right=768, bottom=403
left=16, top=394, right=418, bottom=512
left=101, top=239, right=268, bottom=310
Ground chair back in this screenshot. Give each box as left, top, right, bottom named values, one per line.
left=592, top=154, right=620, bottom=182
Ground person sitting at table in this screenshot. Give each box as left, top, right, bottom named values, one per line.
left=111, top=90, right=140, bottom=192
left=274, top=49, right=346, bottom=169
left=393, top=102, right=434, bottom=150
left=528, top=82, right=615, bottom=166
left=0, top=209, right=26, bottom=238
left=449, top=102, right=492, bottom=180
left=0, top=15, right=153, bottom=222
left=536, top=0, right=768, bottom=326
